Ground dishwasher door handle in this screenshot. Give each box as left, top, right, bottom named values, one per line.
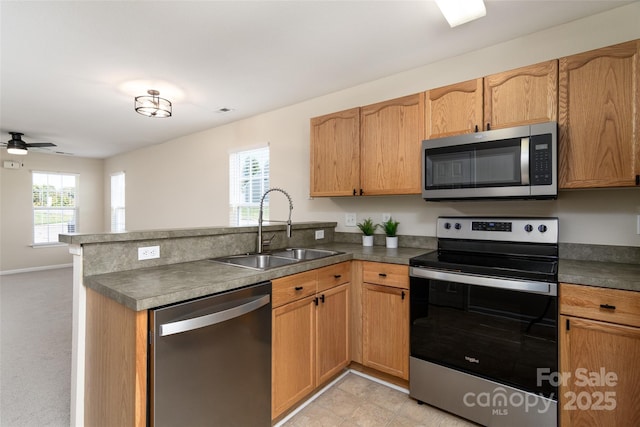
left=159, top=294, right=271, bottom=337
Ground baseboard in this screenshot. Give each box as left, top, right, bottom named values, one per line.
left=0, top=263, right=73, bottom=276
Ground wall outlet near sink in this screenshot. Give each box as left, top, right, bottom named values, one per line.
left=138, top=245, right=160, bottom=260
left=315, top=229, right=325, bottom=240
left=345, top=213, right=357, bottom=227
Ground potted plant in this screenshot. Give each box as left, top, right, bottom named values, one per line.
left=357, top=218, right=378, bottom=246
left=380, top=217, right=400, bottom=248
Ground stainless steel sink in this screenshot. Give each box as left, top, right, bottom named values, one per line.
left=209, top=254, right=298, bottom=270
left=271, top=248, right=341, bottom=260
left=209, top=248, right=342, bottom=271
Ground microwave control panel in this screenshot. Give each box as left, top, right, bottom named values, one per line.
left=530, top=133, right=553, bottom=185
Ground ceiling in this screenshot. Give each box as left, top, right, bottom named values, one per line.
left=0, top=0, right=634, bottom=159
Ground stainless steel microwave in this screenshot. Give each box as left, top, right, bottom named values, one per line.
left=422, top=122, right=557, bottom=201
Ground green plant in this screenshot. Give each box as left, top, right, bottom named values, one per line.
left=380, top=217, right=400, bottom=237
left=356, top=218, right=378, bottom=236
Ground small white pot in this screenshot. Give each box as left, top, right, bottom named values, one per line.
left=386, top=236, right=398, bottom=248
left=362, top=235, right=374, bottom=247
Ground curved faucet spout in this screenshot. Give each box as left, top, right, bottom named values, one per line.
left=257, top=188, right=294, bottom=253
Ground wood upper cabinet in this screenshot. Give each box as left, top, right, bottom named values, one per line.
left=360, top=93, right=425, bottom=195
left=484, top=60, right=558, bottom=130
left=425, top=78, right=483, bottom=138
left=559, top=283, right=640, bottom=427
left=361, top=262, right=409, bottom=380
left=310, top=107, right=360, bottom=197
left=559, top=40, right=640, bottom=189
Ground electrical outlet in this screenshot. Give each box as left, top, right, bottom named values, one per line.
left=382, top=213, right=391, bottom=222
left=315, top=229, right=325, bottom=240
left=138, top=245, right=160, bottom=260
left=345, top=213, right=357, bottom=227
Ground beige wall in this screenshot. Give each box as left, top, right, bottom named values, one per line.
left=0, top=151, right=104, bottom=272
left=105, top=3, right=640, bottom=248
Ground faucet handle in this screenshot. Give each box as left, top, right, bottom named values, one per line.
left=262, top=233, right=276, bottom=251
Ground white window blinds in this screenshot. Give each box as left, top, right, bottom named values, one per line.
left=229, top=145, right=270, bottom=226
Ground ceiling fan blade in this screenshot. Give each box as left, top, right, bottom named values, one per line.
left=25, top=142, right=57, bottom=147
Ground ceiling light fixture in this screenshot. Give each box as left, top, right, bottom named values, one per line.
left=135, top=89, right=172, bottom=118
left=435, top=0, right=486, bottom=28
left=7, top=141, right=27, bottom=155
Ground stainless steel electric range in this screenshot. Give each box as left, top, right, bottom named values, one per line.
left=409, top=217, right=559, bottom=427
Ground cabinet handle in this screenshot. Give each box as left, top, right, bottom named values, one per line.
left=378, top=273, right=387, bottom=278
left=566, top=318, right=570, bottom=331
left=486, top=123, right=491, bottom=131
left=474, top=125, right=479, bottom=133
left=600, top=304, right=616, bottom=311
left=353, top=189, right=357, bottom=196
left=334, top=274, right=342, bottom=279
left=320, top=294, right=325, bottom=304
left=401, top=291, right=406, bottom=300
left=359, top=189, right=364, bottom=196
left=314, top=297, right=319, bottom=306
left=636, top=175, right=639, bottom=186
left=294, top=286, right=303, bottom=291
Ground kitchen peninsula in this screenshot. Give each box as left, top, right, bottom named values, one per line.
left=60, top=223, right=640, bottom=427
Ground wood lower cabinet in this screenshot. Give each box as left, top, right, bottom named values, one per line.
left=271, top=263, right=351, bottom=419
left=361, top=262, right=409, bottom=380
left=559, top=39, right=640, bottom=189
left=559, top=283, right=640, bottom=427
left=272, top=295, right=317, bottom=418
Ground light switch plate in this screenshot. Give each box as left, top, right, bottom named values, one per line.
left=345, top=213, right=357, bottom=227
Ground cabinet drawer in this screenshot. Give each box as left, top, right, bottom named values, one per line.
left=317, top=262, right=351, bottom=292
left=362, top=261, right=409, bottom=289
left=560, top=283, right=640, bottom=328
left=272, top=270, right=318, bottom=308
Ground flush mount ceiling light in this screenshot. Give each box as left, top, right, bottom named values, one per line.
left=135, top=89, right=172, bottom=118
left=435, top=0, right=486, bottom=28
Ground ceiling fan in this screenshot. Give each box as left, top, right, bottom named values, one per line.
left=2, top=132, right=57, bottom=155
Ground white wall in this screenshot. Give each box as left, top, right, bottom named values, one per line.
left=0, top=151, right=104, bottom=272
left=105, top=3, right=640, bottom=247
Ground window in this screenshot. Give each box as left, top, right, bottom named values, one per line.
left=32, top=171, right=78, bottom=245
left=229, top=145, right=269, bottom=226
left=111, top=172, right=125, bottom=232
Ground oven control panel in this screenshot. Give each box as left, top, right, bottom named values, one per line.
left=438, top=217, right=558, bottom=244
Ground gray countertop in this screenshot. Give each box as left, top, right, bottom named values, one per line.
left=84, top=243, right=640, bottom=311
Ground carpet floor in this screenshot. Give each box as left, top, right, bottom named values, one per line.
left=1, top=267, right=72, bottom=427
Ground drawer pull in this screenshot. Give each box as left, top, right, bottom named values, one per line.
left=334, top=274, right=342, bottom=279
left=378, top=273, right=387, bottom=278
left=600, top=304, right=616, bottom=310
left=294, top=286, right=303, bottom=291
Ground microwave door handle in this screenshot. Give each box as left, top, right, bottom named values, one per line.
left=521, top=137, right=530, bottom=185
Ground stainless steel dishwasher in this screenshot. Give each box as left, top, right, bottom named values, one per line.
left=150, top=281, right=271, bottom=427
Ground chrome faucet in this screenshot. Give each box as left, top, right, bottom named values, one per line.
left=257, top=188, right=293, bottom=253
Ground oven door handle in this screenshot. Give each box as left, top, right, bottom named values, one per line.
left=410, top=267, right=556, bottom=296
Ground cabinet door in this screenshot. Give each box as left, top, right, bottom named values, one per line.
left=362, top=283, right=409, bottom=379
left=316, top=283, right=350, bottom=385
left=425, top=79, right=483, bottom=138
left=272, top=296, right=316, bottom=419
left=360, top=93, right=425, bottom=195
left=484, top=60, right=558, bottom=130
left=559, top=40, right=640, bottom=188
left=559, top=315, right=640, bottom=427
left=310, top=107, right=361, bottom=197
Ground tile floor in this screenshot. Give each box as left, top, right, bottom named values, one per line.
left=281, top=372, right=478, bottom=427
